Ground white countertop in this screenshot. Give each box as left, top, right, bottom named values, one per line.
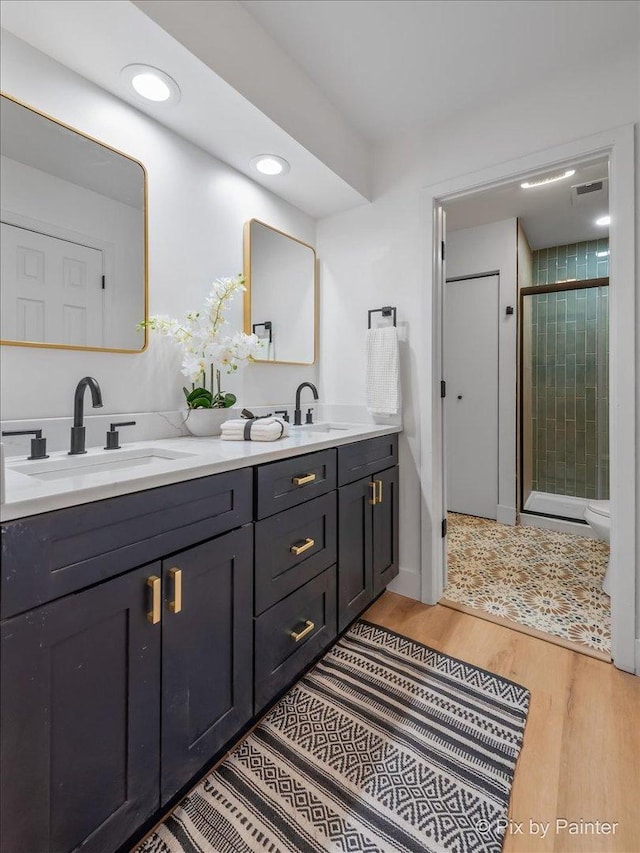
left=1, top=423, right=401, bottom=522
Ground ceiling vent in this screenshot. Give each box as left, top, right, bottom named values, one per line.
left=571, top=178, right=608, bottom=207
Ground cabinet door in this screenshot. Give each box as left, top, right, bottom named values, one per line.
left=372, top=466, right=400, bottom=596
left=337, top=476, right=373, bottom=631
left=161, top=525, right=253, bottom=802
left=0, top=564, right=161, bottom=853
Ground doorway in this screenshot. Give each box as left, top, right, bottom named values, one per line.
left=421, top=125, right=636, bottom=673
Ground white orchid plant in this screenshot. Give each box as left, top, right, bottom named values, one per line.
left=139, top=274, right=262, bottom=409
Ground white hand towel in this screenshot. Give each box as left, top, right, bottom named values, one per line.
left=220, top=417, right=289, bottom=441
left=366, top=326, right=400, bottom=415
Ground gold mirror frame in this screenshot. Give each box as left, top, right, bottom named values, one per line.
left=243, top=218, right=318, bottom=366
left=0, top=92, right=149, bottom=354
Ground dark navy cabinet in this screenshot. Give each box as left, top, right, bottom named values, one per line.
left=0, top=563, right=161, bottom=853
left=337, top=445, right=399, bottom=631
left=0, top=432, right=399, bottom=852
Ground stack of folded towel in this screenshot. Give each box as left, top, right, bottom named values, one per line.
left=220, top=416, right=289, bottom=442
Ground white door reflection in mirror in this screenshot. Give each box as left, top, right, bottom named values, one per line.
left=244, top=219, right=316, bottom=365
left=0, top=93, right=147, bottom=353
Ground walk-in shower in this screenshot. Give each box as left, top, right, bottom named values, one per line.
left=520, top=242, right=609, bottom=521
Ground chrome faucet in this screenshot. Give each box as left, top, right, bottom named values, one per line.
left=293, top=382, right=319, bottom=426
left=69, top=376, right=103, bottom=455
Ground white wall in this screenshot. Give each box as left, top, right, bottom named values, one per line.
left=317, top=44, right=639, bottom=617
left=0, top=32, right=318, bottom=421
left=446, top=219, right=518, bottom=524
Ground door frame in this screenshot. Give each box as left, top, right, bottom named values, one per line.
left=419, top=124, right=636, bottom=674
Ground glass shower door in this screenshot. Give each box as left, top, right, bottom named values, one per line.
left=520, top=280, right=609, bottom=519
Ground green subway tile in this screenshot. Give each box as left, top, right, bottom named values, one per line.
left=577, top=264, right=587, bottom=279
left=556, top=334, right=566, bottom=365
left=597, top=238, right=609, bottom=253
left=577, top=243, right=587, bottom=264
left=597, top=260, right=608, bottom=278
left=586, top=322, right=597, bottom=355
left=575, top=365, right=586, bottom=398
left=546, top=422, right=556, bottom=450
left=586, top=353, right=597, bottom=386
left=566, top=243, right=577, bottom=258
left=575, top=463, right=586, bottom=494
left=585, top=484, right=596, bottom=499
left=575, top=429, right=586, bottom=460
left=576, top=299, right=586, bottom=331
left=556, top=429, right=566, bottom=458
left=586, top=388, right=596, bottom=421
left=586, top=456, right=597, bottom=488
left=555, top=364, right=565, bottom=392
left=566, top=320, right=576, bottom=349
left=557, top=266, right=567, bottom=282
left=546, top=451, right=556, bottom=478
left=575, top=331, right=586, bottom=362
left=556, top=396, right=566, bottom=422
left=556, top=462, right=566, bottom=490
left=565, top=481, right=576, bottom=496
left=587, top=289, right=597, bottom=320
left=587, top=240, right=597, bottom=254
left=557, top=245, right=566, bottom=265
left=547, top=259, right=558, bottom=282
left=547, top=247, right=557, bottom=259
left=556, top=298, right=566, bottom=322
left=566, top=258, right=577, bottom=280
left=566, top=395, right=576, bottom=420
left=547, top=332, right=556, bottom=360
left=586, top=429, right=596, bottom=458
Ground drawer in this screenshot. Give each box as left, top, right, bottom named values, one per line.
left=256, top=448, right=336, bottom=519
left=0, top=468, right=252, bottom=619
left=337, top=434, right=398, bottom=486
left=254, top=566, right=337, bottom=712
left=255, top=492, right=336, bottom=615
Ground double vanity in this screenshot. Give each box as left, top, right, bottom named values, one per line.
left=0, top=422, right=400, bottom=853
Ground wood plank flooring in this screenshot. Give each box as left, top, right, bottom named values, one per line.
left=363, top=591, right=640, bottom=853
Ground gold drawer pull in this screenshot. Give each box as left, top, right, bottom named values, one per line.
left=293, top=472, right=316, bottom=486
left=290, top=620, right=315, bottom=642
left=376, top=479, right=383, bottom=504
left=168, top=567, right=182, bottom=614
left=146, top=575, right=161, bottom=625
left=369, top=481, right=377, bottom=505
left=291, top=537, right=315, bottom=556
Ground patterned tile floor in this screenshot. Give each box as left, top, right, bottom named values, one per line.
left=443, top=513, right=611, bottom=655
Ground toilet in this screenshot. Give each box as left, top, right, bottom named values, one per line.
left=584, top=500, right=611, bottom=594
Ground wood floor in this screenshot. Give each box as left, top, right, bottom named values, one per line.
left=363, top=591, right=640, bottom=853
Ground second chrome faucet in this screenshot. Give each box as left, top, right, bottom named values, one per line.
left=69, top=377, right=103, bottom=455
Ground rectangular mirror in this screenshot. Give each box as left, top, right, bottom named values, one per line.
left=243, top=219, right=316, bottom=364
left=0, top=93, right=147, bottom=352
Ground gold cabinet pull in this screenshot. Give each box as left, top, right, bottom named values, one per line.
left=290, top=620, right=315, bottom=642
left=168, top=567, right=182, bottom=614
left=293, top=472, right=316, bottom=486
left=290, top=537, right=315, bottom=556
left=369, top=480, right=378, bottom=505
left=146, top=575, right=161, bottom=625
left=376, top=479, right=383, bottom=504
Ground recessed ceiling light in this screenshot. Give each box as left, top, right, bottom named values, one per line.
left=122, top=64, right=181, bottom=103
left=596, top=215, right=611, bottom=227
left=596, top=250, right=610, bottom=258
left=250, top=155, right=290, bottom=176
left=520, top=169, right=575, bottom=189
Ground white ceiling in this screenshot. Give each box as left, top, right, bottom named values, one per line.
left=1, top=0, right=637, bottom=224
left=445, top=159, right=610, bottom=248
left=241, top=0, right=640, bottom=144
left=0, top=1, right=368, bottom=219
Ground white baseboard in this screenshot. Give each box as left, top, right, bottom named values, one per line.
left=496, top=504, right=516, bottom=525
left=387, top=567, right=421, bottom=601
left=519, top=512, right=596, bottom=538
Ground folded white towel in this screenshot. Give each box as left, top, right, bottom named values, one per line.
left=220, top=417, right=289, bottom=441
left=366, top=326, right=400, bottom=415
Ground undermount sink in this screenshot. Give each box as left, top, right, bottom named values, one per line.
left=11, top=448, right=197, bottom=482
left=291, top=422, right=356, bottom=433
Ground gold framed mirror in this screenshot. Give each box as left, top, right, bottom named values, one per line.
left=0, top=93, right=148, bottom=353
left=243, top=219, right=317, bottom=365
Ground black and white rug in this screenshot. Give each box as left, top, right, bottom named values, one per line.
left=138, top=621, right=530, bottom=853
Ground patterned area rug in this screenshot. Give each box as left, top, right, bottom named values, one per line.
left=138, top=621, right=530, bottom=853
left=444, top=513, right=611, bottom=654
